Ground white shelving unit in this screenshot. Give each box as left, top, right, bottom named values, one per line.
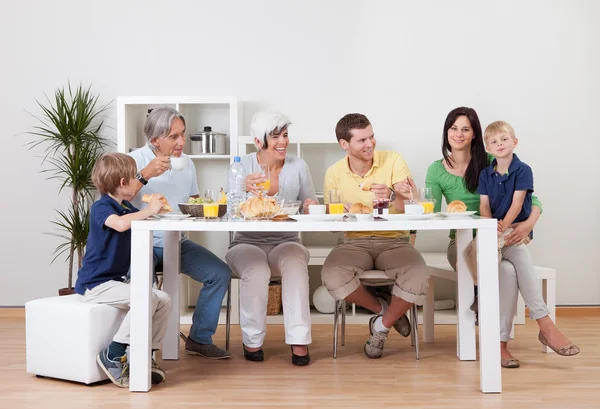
left=117, top=96, right=241, bottom=325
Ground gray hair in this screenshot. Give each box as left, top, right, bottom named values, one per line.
left=250, top=111, right=291, bottom=150
left=144, top=107, right=186, bottom=147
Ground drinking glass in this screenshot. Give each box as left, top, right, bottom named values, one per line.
left=329, top=190, right=344, bottom=214
left=255, top=163, right=271, bottom=193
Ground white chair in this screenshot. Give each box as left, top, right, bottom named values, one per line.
left=26, top=294, right=127, bottom=384
left=332, top=270, right=420, bottom=360
left=421, top=252, right=557, bottom=353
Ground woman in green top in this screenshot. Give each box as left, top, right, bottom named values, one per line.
left=425, top=106, right=576, bottom=367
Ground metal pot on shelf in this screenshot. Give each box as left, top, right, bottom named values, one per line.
left=190, top=126, right=227, bottom=155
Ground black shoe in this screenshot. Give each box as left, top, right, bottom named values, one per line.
left=291, top=345, right=310, bottom=366
left=185, top=337, right=231, bottom=359
left=243, top=346, right=264, bottom=362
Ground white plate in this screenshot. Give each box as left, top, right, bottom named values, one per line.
left=153, top=213, right=191, bottom=221
left=384, top=213, right=436, bottom=221
left=288, top=214, right=345, bottom=222
left=437, top=211, right=477, bottom=218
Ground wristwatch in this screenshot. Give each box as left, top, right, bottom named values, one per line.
left=135, top=172, right=148, bottom=186
left=389, top=187, right=396, bottom=201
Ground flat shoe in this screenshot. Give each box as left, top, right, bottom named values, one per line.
left=538, top=332, right=580, bottom=356
left=243, top=346, right=264, bottom=362
left=501, top=358, right=520, bottom=368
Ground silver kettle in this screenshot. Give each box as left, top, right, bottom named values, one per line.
left=190, top=126, right=227, bottom=155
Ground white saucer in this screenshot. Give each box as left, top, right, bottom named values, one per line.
left=288, top=214, right=345, bottom=222
left=385, top=213, right=436, bottom=221
left=153, top=213, right=191, bottom=221
left=437, top=211, right=477, bottom=218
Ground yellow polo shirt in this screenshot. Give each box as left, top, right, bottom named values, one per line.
left=324, top=150, right=411, bottom=239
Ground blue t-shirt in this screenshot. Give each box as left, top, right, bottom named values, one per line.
left=476, top=154, right=534, bottom=225
left=75, top=195, right=138, bottom=295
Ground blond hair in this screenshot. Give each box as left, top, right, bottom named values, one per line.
left=92, top=152, right=137, bottom=195
left=484, top=121, right=516, bottom=142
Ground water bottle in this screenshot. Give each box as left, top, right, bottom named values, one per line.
left=227, top=156, right=246, bottom=220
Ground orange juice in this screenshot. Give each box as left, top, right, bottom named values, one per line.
left=256, top=179, right=271, bottom=191
left=421, top=201, right=434, bottom=214
left=203, top=203, right=219, bottom=218
left=329, top=203, right=344, bottom=214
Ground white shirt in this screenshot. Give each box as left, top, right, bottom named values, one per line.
left=129, top=145, right=199, bottom=247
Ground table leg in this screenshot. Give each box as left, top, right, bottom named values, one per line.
left=129, top=229, right=153, bottom=392
left=477, top=227, right=502, bottom=393
left=162, top=231, right=181, bottom=360
left=456, top=229, right=476, bottom=361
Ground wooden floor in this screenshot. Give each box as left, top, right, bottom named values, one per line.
left=2, top=309, right=600, bottom=409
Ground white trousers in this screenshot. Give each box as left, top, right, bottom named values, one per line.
left=226, top=241, right=312, bottom=348
left=83, top=280, right=172, bottom=350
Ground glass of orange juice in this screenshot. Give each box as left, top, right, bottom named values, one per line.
left=255, top=163, right=270, bottom=193
left=418, top=188, right=435, bottom=214
left=203, top=203, right=219, bottom=218
left=329, top=190, right=344, bottom=214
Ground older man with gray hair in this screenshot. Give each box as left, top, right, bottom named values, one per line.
left=129, top=107, right=231, bottom=359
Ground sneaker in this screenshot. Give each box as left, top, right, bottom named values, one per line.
left=185, top=337, right=231, bottom=359
left=96, top=347, right=129, bottom=388
left=151, top=359, right=166, bottom=384
left=377, top=293, right=411, bottom=338
left=470, top=296, right=479, bottom=326
left=364, top=316, right=389, bottom=359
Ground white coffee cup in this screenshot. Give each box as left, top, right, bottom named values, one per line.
left=308, top=204, right=327, bottom=215
left=404, top=200, right=424, bottom=215
left=170, top=156, right=187, bottom=171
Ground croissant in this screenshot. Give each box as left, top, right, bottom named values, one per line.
left=239, top=195, right=281, bottom=218
left=142, top=193, right=172, bottom=212
left=361, top=181, right=372, bottom=191
left=447, top=200, right=467, bottom=213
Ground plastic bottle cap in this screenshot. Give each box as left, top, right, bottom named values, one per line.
left=234, top=156, right=241, bottom=162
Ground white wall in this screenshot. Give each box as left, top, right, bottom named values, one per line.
left=1, top=0, right=598, bottom=305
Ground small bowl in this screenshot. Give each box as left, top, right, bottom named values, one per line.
left=281, top=201, right=301, bottom=215
left=178, top=203, right=227, bottom=218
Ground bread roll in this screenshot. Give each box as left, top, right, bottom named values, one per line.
left=361, top=181, right=372, bottom=191
left=349, top=203, right=363, bottom=214
left=360, top=205, right=371, bottom=214
left=447, top=200, right=467, bottom=213
left=142, top=193, right=172, bottom=212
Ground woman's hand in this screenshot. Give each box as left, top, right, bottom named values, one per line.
left=504, top=221, right=533, bottom=246
left=245, top=172, right=266, bottom=194
left=302, top=198, right=319, bottom=214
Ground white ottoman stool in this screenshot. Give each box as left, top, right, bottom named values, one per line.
left=26, top=294, right=127, bottom=384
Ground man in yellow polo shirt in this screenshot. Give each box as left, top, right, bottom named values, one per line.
left=321, top=113, right=429, bottom=359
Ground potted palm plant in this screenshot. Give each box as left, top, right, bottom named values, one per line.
left=28, top=83, right=111, bottom=295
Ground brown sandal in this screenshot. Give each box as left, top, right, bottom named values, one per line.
left=501, top=358, right=520, bottom=368
left=538, top=332, right=580, bottom=356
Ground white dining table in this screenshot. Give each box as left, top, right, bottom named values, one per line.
left=129, top=215, right=501, bottom=393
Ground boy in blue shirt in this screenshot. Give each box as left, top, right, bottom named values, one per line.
left=76, top=153, right=172, bottom=387
left=477, top=121, right=578, bottom=368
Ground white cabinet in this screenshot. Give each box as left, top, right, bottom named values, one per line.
left=117, top=96, right=240, bottom=324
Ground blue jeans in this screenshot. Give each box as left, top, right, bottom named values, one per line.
left=153, top=240, right=231, bottom=345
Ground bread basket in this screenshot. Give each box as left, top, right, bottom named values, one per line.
left=178, top=203, right=227, bottom=218
left=239, top=194, right=284, bottom=220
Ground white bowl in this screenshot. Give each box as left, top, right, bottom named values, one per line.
left=308, top=204, right=326, bottom=215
